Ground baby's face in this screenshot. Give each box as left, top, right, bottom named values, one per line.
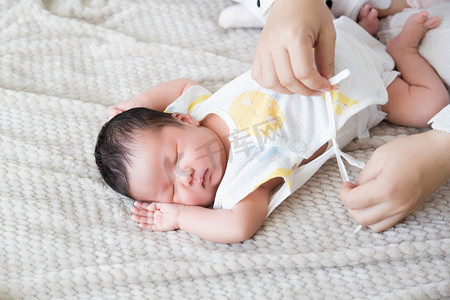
left=127, top=118, right=227, bottom=207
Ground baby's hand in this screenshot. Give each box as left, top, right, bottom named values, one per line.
left=108, top=99, right=139, bottom=119
left=131, top=201, right=183, bottom=232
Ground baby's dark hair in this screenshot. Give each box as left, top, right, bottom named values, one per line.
left=94, top=107, right=183, bottom=198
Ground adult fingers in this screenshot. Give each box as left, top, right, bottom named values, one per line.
left=368, top=213, right=405, bottom=232
left=251, top=51, right=263, bottom=84
left=340, top=179, right=383, bottom=210
left=273, top=48, right=318, bottom=95
left=355, top=150, right=384, bottom=185
left=346, top=198, right=395, bottom=227
left=290, top=37, right=330, bottom=93
left=314, top=24, right=336, bottom=83
left=253, top=50, right=293, bottom=94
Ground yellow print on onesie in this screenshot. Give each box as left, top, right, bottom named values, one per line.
left=253, top=167, right=293, bottom=192
left=229, top=91, right=285, bottom=137
left=323, top=90, right=358, bottom=115
left=188, top=94, right=211, bottom=114
left=164, top=94, right=210, bottom=114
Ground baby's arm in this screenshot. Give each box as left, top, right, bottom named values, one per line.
left=132, top=180, right=279, bottom=244
left=179, top=184, right=271, bottom=243
left=109, top=78, right=199, bottom=118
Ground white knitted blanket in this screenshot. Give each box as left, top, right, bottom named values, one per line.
left=0, top=1, right=448, bottom=299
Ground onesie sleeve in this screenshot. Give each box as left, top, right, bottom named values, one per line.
left=164, top=85, right=212, bottom=115
left=428, top=104, right=450, bottom=133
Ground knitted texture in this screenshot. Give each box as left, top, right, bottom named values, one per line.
left=0, top=1, right=449, bottom=299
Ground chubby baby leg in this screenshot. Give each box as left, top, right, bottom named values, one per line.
left=382, top=11, right=450, bottom=127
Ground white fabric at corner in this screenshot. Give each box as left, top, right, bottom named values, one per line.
left=429, top=104, right=450, bottom=133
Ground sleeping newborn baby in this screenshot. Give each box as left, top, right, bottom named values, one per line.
left=95, top=13, right=448, bottom=243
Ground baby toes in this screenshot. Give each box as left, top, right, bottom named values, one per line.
left=424, top=16, right=440, bottom=29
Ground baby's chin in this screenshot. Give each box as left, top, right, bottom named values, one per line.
left=198, top=189, right=218, bottom=208
left=206, top=195, right=217, bottom=208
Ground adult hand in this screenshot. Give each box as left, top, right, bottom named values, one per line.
left=340, top=130, right=450, bottom=232
left=131, top=201, right=184, bottom=231
left=252, top=0, right=336, bottom=95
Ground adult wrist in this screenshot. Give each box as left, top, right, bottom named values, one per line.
left=425, top=129, right=450, bottom=179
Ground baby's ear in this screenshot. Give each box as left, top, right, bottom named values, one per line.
left=171, top=113, right=200, bottom=127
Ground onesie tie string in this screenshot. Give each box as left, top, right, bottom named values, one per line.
left=324, top=69, right=363, bottom=234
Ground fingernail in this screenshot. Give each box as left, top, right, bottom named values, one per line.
left=313, top=92, right=323, bottom=96
left=332, top=84, right=340, bottom=90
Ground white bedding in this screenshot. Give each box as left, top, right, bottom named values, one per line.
left=0, top=1, right=449, bottom=299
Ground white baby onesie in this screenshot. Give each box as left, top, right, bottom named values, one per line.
left=166, top=17, right=398, bottom=216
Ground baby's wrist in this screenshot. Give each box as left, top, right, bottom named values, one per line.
left=176, top=204, right=185, bottom=230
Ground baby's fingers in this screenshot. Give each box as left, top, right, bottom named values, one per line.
left=132, top=202, right=154, bottom=219
left=131, top=206, right=150, bottom=217
left=134, top=201, right=156, bottom=211
left=137, top=223, right=158, bottom=230
left=131, top=214, right=152, bottom=222
left=131, top=214, right=160, bottom=231
left=131, top=206, right=151, bottom=217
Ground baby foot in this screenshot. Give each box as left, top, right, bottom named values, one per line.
left=358, top=4, right=379, bottom=36
left=386, top=10, right=440, bottom=58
